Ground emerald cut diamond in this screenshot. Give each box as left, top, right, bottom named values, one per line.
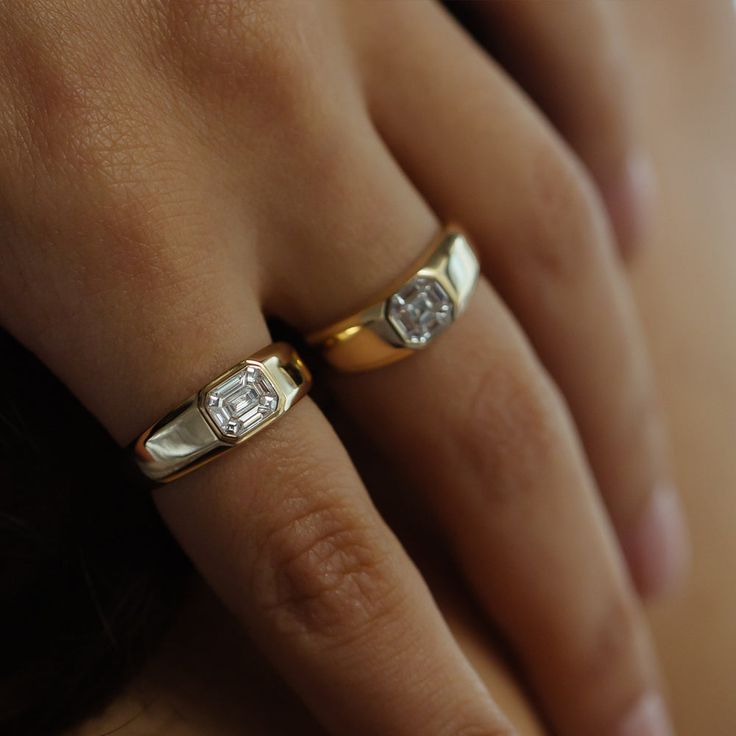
left=387, top=276, right=454, bottom=346
left=204, top=365, right=279, bottom=440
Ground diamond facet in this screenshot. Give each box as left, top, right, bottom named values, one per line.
left=387, top=276, right=454, bottom=346
left=204, top=365, right=279, bottom=439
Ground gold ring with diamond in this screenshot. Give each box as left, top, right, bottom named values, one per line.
left=131, top=343, right=311, bottom=483
left=307, top=226, right=480, bottom=372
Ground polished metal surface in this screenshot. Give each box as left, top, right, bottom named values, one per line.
left=307, top=227, right=480, bottom=372
left=132, top=343, right=311, bottom=483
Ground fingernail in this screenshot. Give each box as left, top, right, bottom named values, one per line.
left=602, top=152, right=657, bottom=258
left=623, top=483, right=690, bottom=599
left=617, top=693, right=674, bottom=736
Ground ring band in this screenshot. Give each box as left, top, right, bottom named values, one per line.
left=307, top=226, right=479, bottom=372
left=132, top=343, right=311, bottom=483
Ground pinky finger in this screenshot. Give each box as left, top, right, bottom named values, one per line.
left=462, top=0, right=655, bottom=255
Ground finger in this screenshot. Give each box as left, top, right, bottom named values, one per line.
left=356, top=0, right=688, bottom=600
left=338, top=282, right=674, bottom=736
left=156, top=397, right=517, bottom=736
left=0, top=165, right=515, bottom=736
left=261, top=97, right=674, bottom=736
left=458, top=0, right=656, bottom=255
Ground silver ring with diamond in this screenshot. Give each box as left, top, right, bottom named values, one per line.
left=131, top=343, right=311, bottom=483
left=307, top=226, right=480, bottom=372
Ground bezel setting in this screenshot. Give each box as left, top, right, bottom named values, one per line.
left=306, top=228, right=480, bottom=371
left=386, top=276, right=454, bottom=347
left=200, top=362, right=281, bottom=443
left=131, top=344, right=311, bottom=483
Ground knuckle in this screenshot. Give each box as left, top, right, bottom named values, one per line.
left=575, top=591, right=645, bottom=687
left=162, top=0, right=272, bottom=69
left=250, top=494, right=404, bottom=645
left=512, top=142, right=608, bottom=284
left=1, top=43, right=153, bottom=203
left=0, top=35, right=81, bottom=171
left=0, top=6, right=136, bottom=176
left=460, top=354, right=567, bottom=509
left=160, top=0, right=317, bottom=113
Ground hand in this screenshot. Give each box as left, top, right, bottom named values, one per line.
left=0, top=2, right=682, bottom=735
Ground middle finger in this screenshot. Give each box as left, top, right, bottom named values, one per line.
left=356, top=0, right=687, bottom=601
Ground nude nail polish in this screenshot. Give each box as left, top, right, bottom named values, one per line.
left=602, top=152, right=657, bottom=257
left=617, top=693, right=674, bottom=736
left=623, top=483, right=690, bottom=599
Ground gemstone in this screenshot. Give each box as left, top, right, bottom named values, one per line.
left=204, top=365, right=279, bottom=439
left=387, top=276, right=454, bottom=346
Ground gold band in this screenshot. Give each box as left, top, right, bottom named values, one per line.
left=132, top=343, right=311, bottom=483
left=307, top=226, right=479, bottom=372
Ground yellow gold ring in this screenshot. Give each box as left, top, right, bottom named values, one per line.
left=131, top=343, right=311, bottom=483
left=307, top=226, right=480, bottom=372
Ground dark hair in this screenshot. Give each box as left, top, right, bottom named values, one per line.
left=0, top=329, right=189, bottom=736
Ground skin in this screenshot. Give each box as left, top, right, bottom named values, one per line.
left=68, top=2, right=736, bottom=735
left=465, top=0, right=656, bottom=255
left=0, top=1, right=694, bottom=735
